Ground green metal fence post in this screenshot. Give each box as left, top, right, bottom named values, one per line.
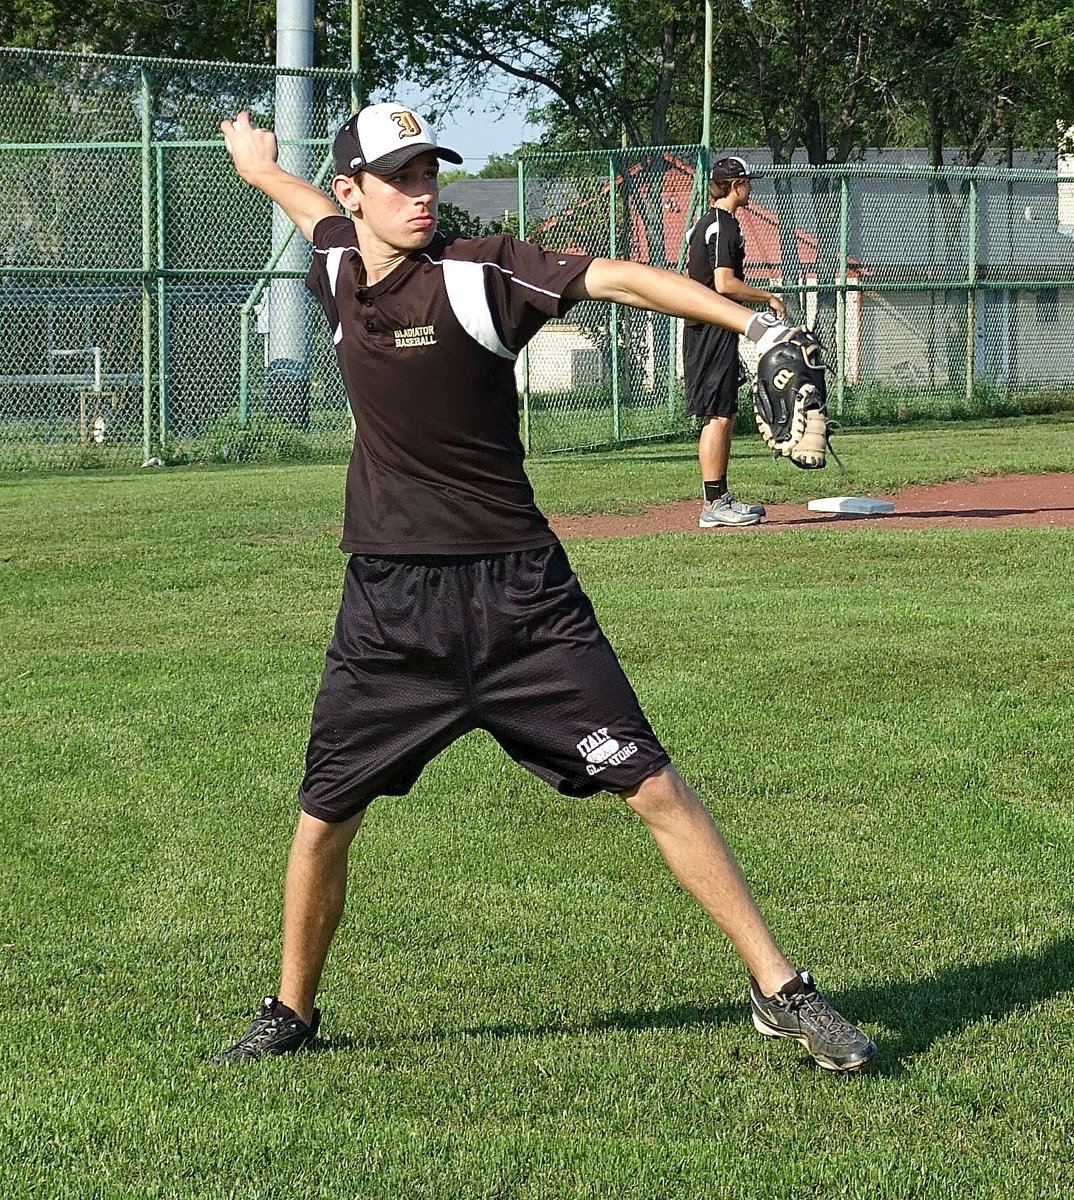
left=702, top=0, right=713, bottom=152
left=836, top=172, right=849, bottom=416
left=517, top=157, right=531, bottom=453
left=155, top=143, right=169, bottom=448
left=239, top=310, right=252, bottom=426
left=140, top=67, right=155, bottom=462
left=608, top=152, right=621, bottom=442
left=966, top=177, right=979, bottom=402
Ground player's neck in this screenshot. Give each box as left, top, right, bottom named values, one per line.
left=351, top=220, right=426, bottom=283
left=356, top=241, right=409, bottom=284
left=715, top=198, right=737, bottom=214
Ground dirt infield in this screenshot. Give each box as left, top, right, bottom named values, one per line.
left=550, top=473, right=1074, bottom=539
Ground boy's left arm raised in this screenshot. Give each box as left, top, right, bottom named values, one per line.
left=220, top=111, right=339, bottom=243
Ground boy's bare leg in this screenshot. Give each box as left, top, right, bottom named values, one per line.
left=621, top=765, right=795, bottom=996
left=622, top=764, right=877, bottom=1070
left=277, top=809, right=365, bottom=1023
left=698, top=414, right=734, bottom=483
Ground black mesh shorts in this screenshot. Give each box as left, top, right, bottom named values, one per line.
left=299, top=543, right=670, bottom=822
left=684, top=323, right=745, bottom=419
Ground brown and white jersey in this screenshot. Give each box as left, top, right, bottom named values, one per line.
left=306, top=215, right=593, bottom=555
left=686, top=206, right=746, bottom=293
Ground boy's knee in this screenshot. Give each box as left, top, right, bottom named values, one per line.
left=620, top=765, right=695, bottom=817
left=293, top=809, right=364, bottom=856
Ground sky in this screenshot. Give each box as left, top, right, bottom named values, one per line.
left=432, top=106, right=539, bottom=173
left=370, top=81, right=544, bottom=175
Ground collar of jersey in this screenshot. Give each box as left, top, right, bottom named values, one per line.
left=349, top=232, right=448, bottom=294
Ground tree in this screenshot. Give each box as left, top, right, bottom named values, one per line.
left=383, top=0, right=706, bottom=151
left=478, top=152, right=521, bottom=178
left=882, top=0, right=1074, bottom=166
left=437, top=201, right=508, bottom=237
left=0, top=0, right=278, bottom=61
left=0, top=0, right=407, bottom=90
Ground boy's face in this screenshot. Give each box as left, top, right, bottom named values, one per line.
left=333, top=150, right=440, bottom=253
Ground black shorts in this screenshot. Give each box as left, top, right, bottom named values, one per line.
left=684, top=324, right=746, bottom=419
left=299, top=543, right=671, bottom=822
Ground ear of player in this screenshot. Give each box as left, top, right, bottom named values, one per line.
left=752, top=326, right=835, bottom=470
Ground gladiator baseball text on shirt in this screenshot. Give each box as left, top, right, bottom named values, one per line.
left=394, top=325, right=437, bottom=348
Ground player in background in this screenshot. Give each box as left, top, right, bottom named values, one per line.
left=684, top=156, right=787, bottom=528
left=216, top=105, right=876, bottom=1073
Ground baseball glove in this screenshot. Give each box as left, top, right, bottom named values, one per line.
left=753, top=329, right=833, bottom=470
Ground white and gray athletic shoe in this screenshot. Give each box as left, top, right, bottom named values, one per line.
left=699, top=494, right=762, bottom=527
left=724, top=492, right=766, bottom=518
left=750, top=971, right=876, bottom=1072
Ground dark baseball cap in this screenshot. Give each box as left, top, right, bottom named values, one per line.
left=333, top=102, right=464, bottom=177
left=710, top=156, right=763, bottom=181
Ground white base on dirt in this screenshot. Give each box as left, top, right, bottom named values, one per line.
left=808, top=496, right=896, bottom=515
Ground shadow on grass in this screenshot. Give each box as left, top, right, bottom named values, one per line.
left=381, top=937, right=1074, bottom=1076
left=835, top=936, right=1074, bottom=1075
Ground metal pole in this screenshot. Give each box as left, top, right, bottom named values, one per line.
left=517, top=157, right=531, bottom=453
left=350, top=0, right=363, bottom=113
left=237, top=147, right=335, bottom=424
left=239, top=308, right=251, bottom=426
left=140, top=67, right=154, bottom=462
left=836, top=173, right=849, bottom=416
left=272, top=0, right=314, bottom=423
left=608, top=153, right=622, bottom=442
left=702, top=0, right=713, bottom=150
left=155, top=144, right=169, bottom=447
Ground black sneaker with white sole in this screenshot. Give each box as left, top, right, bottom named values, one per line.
left=750, top=970, right=875, bottom=1071
left=218, top=996, right=321, bottom=1062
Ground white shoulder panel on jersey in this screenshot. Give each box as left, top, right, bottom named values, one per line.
left=705, top=216, right=721, bottom=243
left=324, top=246, right=346, bottom=296
left=323, top=247, right=347, bottom=343
left=441, top=259, right=516, bottom=360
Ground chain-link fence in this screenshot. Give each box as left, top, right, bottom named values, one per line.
left=518, top=148, right=707, bottom=454
left=3, top=46, right=1074, bottom=470
left=521, top=148, right=1074, bottom=453
left=0, top=46, right=356, bottom=470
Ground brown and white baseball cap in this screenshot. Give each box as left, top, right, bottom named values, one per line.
left=332, top=102, right=464, bottom=177
left=710, top=155, right=763, bottom=181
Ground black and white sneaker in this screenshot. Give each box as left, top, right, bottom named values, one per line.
left=750, top=971, right=875, bottom=1072
left=218, top=996, right=321, bottom=1062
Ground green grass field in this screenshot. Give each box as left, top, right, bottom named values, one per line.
left=3, top=418, right=1074, bottom=1198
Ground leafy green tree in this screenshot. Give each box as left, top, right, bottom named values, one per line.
left=0, top=0, right=406, bottom=92
left=385, top=0, right=1072, bottom=168
left=436, top=201, right=506, bottom=238
left=438, top=168, right=473, bottom=188
left=478, top=152, right=521, bottom=178
left=0, top=0, right=278, bottom=60
left=882, top=0, right=1074, bottom=166
left=385, top=0, right=705, bottom=151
